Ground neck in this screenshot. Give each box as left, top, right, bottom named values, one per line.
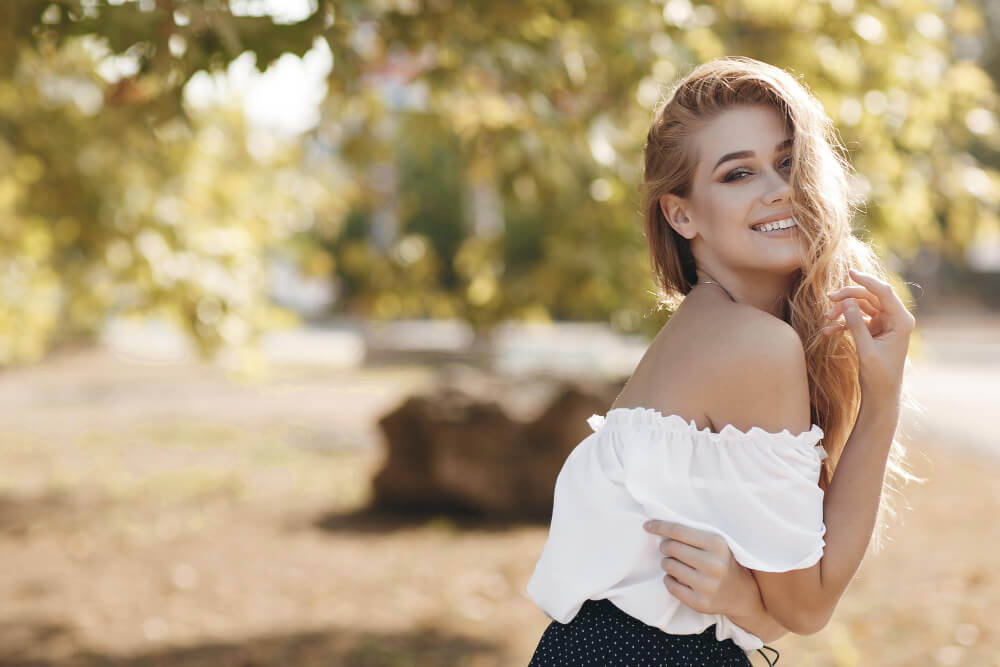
left=696, top=269, right=796, bottom=320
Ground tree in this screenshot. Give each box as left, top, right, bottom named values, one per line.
left=2, top=0, right=997, bottom=365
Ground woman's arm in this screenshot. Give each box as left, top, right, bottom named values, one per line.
left=727, top=572, right=791, bottom=643
left=747, top=270, right=914, bottom=634
left=752, top=388, right=899, bottom=633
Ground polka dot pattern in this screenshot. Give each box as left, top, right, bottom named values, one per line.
left=528, top=598, right=759, bottom=666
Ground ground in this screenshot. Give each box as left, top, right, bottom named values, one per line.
left=0, top=341, right=998, bottom=666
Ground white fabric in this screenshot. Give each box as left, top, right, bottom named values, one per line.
left=525, top=406, right=828, bottom=654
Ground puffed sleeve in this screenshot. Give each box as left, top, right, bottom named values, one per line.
left=620, top=412, right=828, bottom=573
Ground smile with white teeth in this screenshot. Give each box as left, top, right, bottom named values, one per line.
left=752, top=217, right=797, bottom=233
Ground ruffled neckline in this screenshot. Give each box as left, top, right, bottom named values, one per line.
left=587, top=406, right=826, bottom=456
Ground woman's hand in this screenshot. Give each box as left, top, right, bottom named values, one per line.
left=823, top=268, right=916, bottom=398
left=642, top=520, right=760, bottom=619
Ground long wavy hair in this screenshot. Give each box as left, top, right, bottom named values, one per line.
left=639, top=56, right=925, bottom=553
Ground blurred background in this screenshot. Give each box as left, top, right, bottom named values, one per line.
left=1, top=0, right=999, bottom=665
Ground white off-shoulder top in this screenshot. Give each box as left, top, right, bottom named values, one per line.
left=525, top=406, right=829, bottom=654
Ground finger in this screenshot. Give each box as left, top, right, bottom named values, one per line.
left=661, top=556, right=715, bottom=592
left=840, top=297, right=875, bottom=357
left=661, top=539, right=723, bottom=576
left=644, top=520, right=718, bottom=550
left=830, top=284, right=890, bottom=336
left=823, top=304, right=873, bottom=330
left=822, top=318, right=849, bottom=334
left=644, top=520, right=669, bottom=538
left=827, top=285, right=882, bottom=312
left=823, top=303, right=881, bottom=335
left=663, top=574, right=710, bottom=614
left=846, top=268, right=915, bottom=330
left=826, top=298, right=879, bottom=320
left=825, top=300, right=882, bottom=335
left=821, top=321, right=846, bottom=335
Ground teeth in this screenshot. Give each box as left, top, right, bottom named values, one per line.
left=753, top=217, right=796, bottom=232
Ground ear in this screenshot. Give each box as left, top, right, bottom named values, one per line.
left=659, top=193, right=696, bottom=240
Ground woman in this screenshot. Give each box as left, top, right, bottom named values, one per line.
left=526, top=56, right=922, bottom=665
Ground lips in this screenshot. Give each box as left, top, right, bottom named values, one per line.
left=751, top=216, right=797, bottom=232
left=749, top=212, right=795, bottom=230
left=752, top=222, right=795, bottom=232
left=751, top=223, right=798, bottom=236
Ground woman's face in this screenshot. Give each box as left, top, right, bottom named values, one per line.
left=660, top=104, right=806, bottom=276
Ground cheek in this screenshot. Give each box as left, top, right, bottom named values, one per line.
left=701, top=195, right=750, bottom=231
left=718, top=195, right=754, bottom=228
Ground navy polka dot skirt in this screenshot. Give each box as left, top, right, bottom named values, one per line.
left=529, top=598, right=780, bottom=666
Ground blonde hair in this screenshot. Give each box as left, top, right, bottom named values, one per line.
left=639, top=56, right=925, bottom=552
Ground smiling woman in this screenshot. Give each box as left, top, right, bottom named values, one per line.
left=525, top=55, right=923, bottom=667
left=655, top=102, right=811, bottom=306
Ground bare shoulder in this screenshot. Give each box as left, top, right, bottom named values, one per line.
left=703, top=304, right=812, bottom=435
left=725, top=302, right=806, bottom=360
left=614, top=296, right=811, bottom=434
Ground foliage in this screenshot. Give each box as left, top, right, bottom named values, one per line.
left=323, top=0, right=1000, bottom=339
left=2, top=0, right=998, bottom=364
left=0, top=3, right=342, bottom=366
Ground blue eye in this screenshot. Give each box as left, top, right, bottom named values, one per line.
left=723, top=156, right=793, bottom=183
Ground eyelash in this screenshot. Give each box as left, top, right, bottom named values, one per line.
left=723, top=156, right=793, bottom=183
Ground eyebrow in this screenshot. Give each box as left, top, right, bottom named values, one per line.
left=712, top=138, right=794, bottom=171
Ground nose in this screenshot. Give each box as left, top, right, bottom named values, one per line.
left=764, top=171, right=792, bottom=205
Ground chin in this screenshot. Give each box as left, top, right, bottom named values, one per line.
left=754, top=259, right=803, bottom=275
